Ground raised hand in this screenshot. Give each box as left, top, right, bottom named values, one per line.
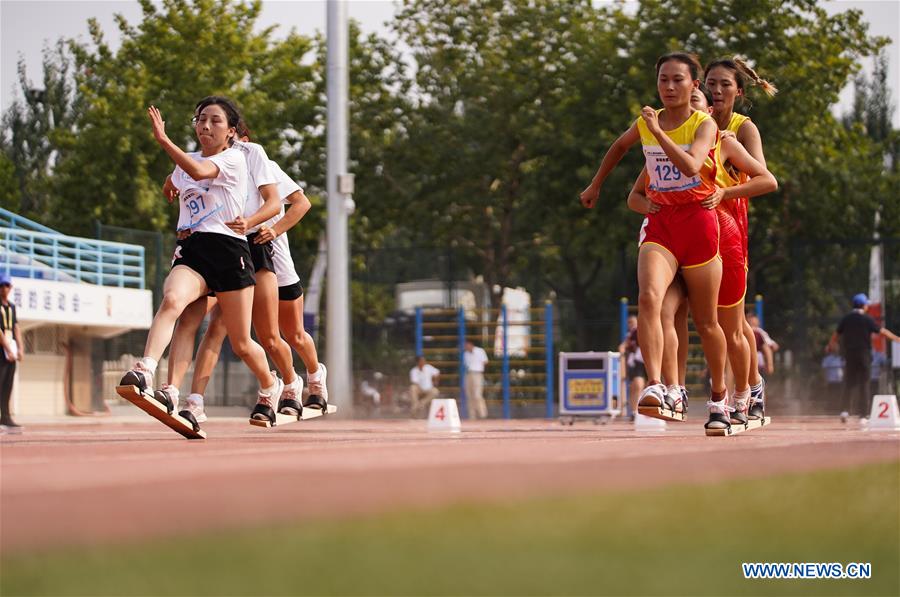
left=148, top=106, right=169, bottom=145
left=641, top=106, right=661, bottom=135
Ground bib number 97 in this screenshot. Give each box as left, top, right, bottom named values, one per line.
left=188, top=196, right=206, bottom=216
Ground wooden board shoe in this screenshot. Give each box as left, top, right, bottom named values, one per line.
left=706, top=417, right=771, bottom=437
left=638, top=405, right=686, bottom=422
left=249, top=404, right=338, bottom=428
left=115, top=385, right=206, bottom=440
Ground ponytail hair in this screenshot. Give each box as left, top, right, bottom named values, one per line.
left=236, top=118, right=253, bottom=141
left=705, top=56, right=778, bottom=97
left=656, top=52, right=703, bottom=81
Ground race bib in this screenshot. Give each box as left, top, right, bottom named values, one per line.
left=177, top=186, right=223, bottom=232
left=643, top=145, right=700, bottom=193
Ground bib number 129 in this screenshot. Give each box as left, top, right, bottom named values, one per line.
left=654, top=163, right=682, bottom=182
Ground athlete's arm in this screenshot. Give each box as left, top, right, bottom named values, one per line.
left=162, top=175, right=178, bottom=203
left=272, top=190, right=311, bottom=237
left=580, top=123, right=640, bottom=209
left=737, top=120, right=766, bottom=168
left=762, top=343, right=774, bottom=374
left=626, top=167, right=660, bottom=215
left=13, top=319, right=22, bottom=362
left=243, top=184, right=281, bottom=230
left=719, top=136, right=778, bottom=200
left=644, top=110, right=716, bottom=177
left=148, top=106, right=221, bottom=181
left=254, top=190, right=312, bottom=244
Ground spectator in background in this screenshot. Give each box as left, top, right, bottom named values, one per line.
left=747, top=312, right=778, bottom=376
left=464, top=340, right=489, bottom=419
left=0, top=274, right=24, bottom=434
left=618, top=315, right=645, bottom=419
left=409, top=356, right=440, bottom=418
left=821, top=347, right=844, bottom=407
left=828, top=293, right=900, bottom=421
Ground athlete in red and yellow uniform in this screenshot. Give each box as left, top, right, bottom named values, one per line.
left=714, top=115, right=749, bottom=309
left=637, top=108, right=720, bottom=269
left=705, top=57, right=778, bottom=422
left=625, top=83, right=776, bottom=431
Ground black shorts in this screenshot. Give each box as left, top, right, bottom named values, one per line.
left=246, top=231, right=276, bottom=273
left=172, top=232, right=255, bottom=293
left=278, top=282, right=304, bottom=301
left=627, top=362, right=647, bottom=381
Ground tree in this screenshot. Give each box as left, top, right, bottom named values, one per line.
left=0, top=41, right=80, bottom=220
left=46, top=0, right=318, bottom=235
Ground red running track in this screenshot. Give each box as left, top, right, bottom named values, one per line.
left=1, top=417, right=897, bottom=554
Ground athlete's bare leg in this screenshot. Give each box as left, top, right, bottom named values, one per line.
left=278, top=294, right=319, bottom=375
left=680, top=260, right=727, bottom=394
left=142, top=266, right=208, bottom=362
left=719, top=301, right=750, bottom=393
left=636, top=244, right=679, bottom=383
left=215, top=287, right=276, bottom=388
left=252, top=270, right=297, bottom=385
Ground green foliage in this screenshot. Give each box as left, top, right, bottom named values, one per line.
left=0, top=153, right=21, bottom=211
left=0, top=41, right=80, bottom=220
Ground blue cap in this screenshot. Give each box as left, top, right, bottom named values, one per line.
left=0, top=273, right=11, bottom=286
left=852, top=293, right=868, bottom=308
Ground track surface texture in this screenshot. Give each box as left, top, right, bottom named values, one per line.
left=2, top=416, right=897, bottom=554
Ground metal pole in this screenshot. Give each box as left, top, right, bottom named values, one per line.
left=544, top=301, right=554, bottom=419
left=619, top=297, right=629, bottom=341
left=326, top=0, right=352, bottom=414
left=755, top=294, right=764, bottom=329
left=502, top=304, right=510, bottom=419
left=415, top=307, right=423, bottom=357
left=457, top=307, right=467, bottom=418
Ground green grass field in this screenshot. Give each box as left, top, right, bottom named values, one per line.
left=3, top=461, right=898, bottom=596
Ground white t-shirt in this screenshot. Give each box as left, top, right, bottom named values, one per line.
left=171, top=148, right=247, bottom=238
left=233, top=141, right=279, bottom=233
left=410, top=364, right=440, bottom=391
left=464, top=346, right=489, bottom=373
left=269, top=161, right=303, bottom=288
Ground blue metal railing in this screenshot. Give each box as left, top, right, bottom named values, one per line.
left=0, top=207, right=58, bottom=234
left=0, top=228, right=145, bottom=289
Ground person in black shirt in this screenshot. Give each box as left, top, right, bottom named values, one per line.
left=828, top=293, right=900, bottom=420
left=0, top=274, right=24, bottom=433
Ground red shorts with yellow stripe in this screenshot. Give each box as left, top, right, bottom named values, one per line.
left=717, top=206, right=747, bottom=307
left=639, top=203, right=719, bottom=269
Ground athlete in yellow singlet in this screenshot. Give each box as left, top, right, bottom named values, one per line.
left=705, top=57, right=778, bottom=422
left=627, top=85, right=776, bottom=431
left=580, top=52, right=734, bottom=430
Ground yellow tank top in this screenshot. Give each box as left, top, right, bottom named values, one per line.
left=715, top=113, right=752, bottom=189
left=727, top=112, right=750, bottom=135
left=637, top=109, right=717, bottom=205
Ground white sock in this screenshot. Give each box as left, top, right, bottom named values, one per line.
left=286, top=372, right=300, bottom=388
left=261, top=381, right=278, bottom=396
left=139, top=357, right=158, bottom=374
left=308, top=366, right=323, bottom=381
left=187, top=393, right=204, bottom=404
